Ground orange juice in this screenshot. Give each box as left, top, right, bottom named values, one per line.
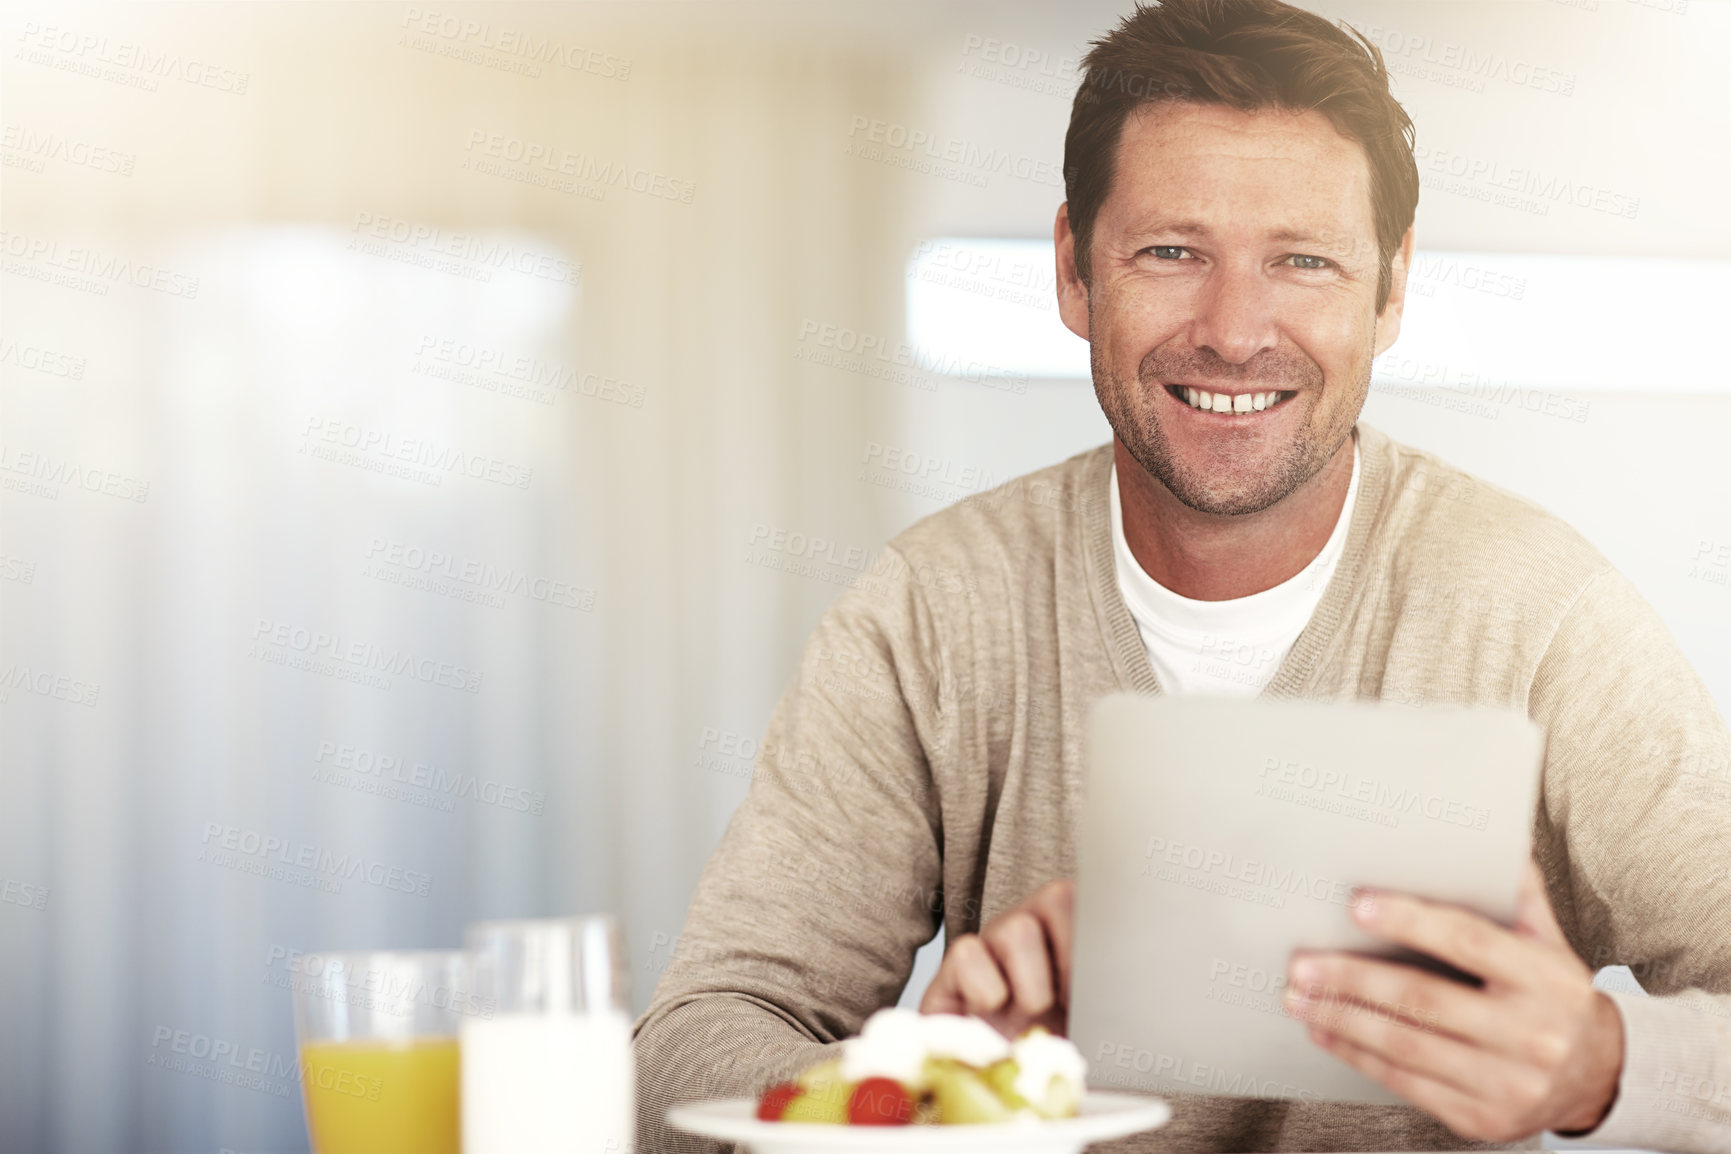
left=300, top=1038, right=460, bottom=1154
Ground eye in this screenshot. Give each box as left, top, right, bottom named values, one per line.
left=1147, top=245, right=1190, bottom=260
left=1287, top=254, right=1333, bottom=270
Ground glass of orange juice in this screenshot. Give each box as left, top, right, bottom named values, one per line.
left=289, top=949, right=483, bottom=1154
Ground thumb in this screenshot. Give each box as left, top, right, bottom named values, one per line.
left=1515, top=857, right=1568, bottom=946
left=919, top=959, right=964, bottom=1015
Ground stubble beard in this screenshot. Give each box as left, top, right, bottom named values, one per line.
left=1091, top=316, right=1370, bottom=517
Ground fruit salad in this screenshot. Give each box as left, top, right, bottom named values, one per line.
left=755, top=1008, right=1086, bottom=1126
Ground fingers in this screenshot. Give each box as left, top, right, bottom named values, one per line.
left=1286, top=952, right=1497, bottom=1044
left=1288, top=975, right=1528, bottom=1103
left=1308, top=1026, right=1542, bottom=1144
left=985, top=880, right=1075, bottom=1019
left=920, top=880, right=1075, bottom=1035
left=1033, top=880, right=1076, bottom=1009
left=1300, top=877, right=1613, bottom=1140
left=983, top=911, right=1057, bottom=1020
left=1353, top=887, right=1543, bottom=991
left=920, top=934, right=1008, bottom=1017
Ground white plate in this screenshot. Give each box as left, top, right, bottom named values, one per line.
left=667, top=1092, right=1172, bottom=1154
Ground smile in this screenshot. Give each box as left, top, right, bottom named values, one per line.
left=1166, top=385, right=1296, bottom=414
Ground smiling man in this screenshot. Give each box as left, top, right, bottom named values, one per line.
left=634, top=2, right=1731, bottom=1152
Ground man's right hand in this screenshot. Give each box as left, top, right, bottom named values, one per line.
left=919, top=879, right=1074, bottom=1038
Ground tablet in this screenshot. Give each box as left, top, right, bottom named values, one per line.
left=1068, top=693, right=1545, bottom=1105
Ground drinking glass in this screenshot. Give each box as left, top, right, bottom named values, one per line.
left=463, top=915, right=635, bottom=1154
left=289, top=949, right=475, bottom=1154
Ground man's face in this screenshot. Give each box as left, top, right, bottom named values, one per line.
left=1056, top=101, right=1410, bottom=516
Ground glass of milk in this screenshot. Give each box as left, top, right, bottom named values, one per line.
left=462, top=916, right=634, bottom=1154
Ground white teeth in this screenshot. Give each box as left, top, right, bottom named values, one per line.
left=1178, top=387, right=1290, bottom=413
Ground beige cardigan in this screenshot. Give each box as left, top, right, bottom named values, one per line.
left=634, top=423, right=1731, bottom=1154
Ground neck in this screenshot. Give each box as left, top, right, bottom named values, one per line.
left=1115, top=434, right=1355, bottom=601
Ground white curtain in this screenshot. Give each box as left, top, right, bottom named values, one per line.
left=0, top=6, right=943, bottom=1150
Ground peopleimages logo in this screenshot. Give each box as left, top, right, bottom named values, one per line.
left=16, top=21, right=251, bottom=94
left=1257, top=755, right=1491, bottom=831
left=347, top=212, right=580, bottom=285
left=844, top=115, right=1064, bottom=189
left=1140, top=835, right=1365, bottom=910
left=313, top=741, right=545, bottom=815
left=399, top=8, right=632, bottom=79
left=0, top=337, right=87, bottom=379
left=2, top=878, right=49, bottom=911
left=0, top=231, right=200, bottom=297
left=744, top=522, right=979, bottom=602
left=248, top=617, right=484, bottom=693
left=0, top=444, right=149, bottom=502
left=463, top=130, right=695, bottom=204
left=147, top=1027, right=299, bottom=1101
left=263, top=946, right=497, bottom=1019
left=300, top=417, right=534, bottom=490
left=362, top=538, right=596, bottom=611
left=410, top=336, right=645, bottom=411
left=1090, top=1040, right=1323, bottom=1102
left=0, top=125, right=136, bottom=175
left=0, top=658, right=101, bottom=706
left=199, top=822, right=433, bottom=897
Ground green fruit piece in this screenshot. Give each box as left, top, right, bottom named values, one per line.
left=982, top=1059, right=1031, bottom=1111
left=796, top=1058, right=844, bottom=1090
left=780, top=1079, right=851, bottom=1124
left=926, top=1059, right=1013, bottom=1125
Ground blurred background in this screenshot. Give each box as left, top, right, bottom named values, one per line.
left=2, top=1, right=1729, bottom=1151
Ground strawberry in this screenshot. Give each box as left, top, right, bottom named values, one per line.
left=848, top=1077, right=915, bottom=1126
left=756, top=1082, right=802, bottom=1121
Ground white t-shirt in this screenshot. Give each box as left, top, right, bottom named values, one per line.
left=1109, top=442, right=1360, bottom=697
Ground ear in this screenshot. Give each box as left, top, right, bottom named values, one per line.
left=1371, top=225, right=1415, bottom=359
left=1055, top=203, right=1090, bottom=342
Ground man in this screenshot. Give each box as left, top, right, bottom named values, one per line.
left=634, top=1, right=1731, bottom=1151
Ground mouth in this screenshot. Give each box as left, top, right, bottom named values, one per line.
left=1165, top=384, right=1297, bottom=415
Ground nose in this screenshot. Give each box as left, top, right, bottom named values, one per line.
left=1185, top=261, right=1278, bottom=366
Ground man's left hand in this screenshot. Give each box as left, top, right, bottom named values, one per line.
left=1284, top=859, right=1625, bottom=1142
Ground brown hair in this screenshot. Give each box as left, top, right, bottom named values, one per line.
left=1064, top=0, right=1418, bottom=313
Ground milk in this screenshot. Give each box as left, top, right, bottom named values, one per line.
left=461, top=1010, right=635, bottom=1154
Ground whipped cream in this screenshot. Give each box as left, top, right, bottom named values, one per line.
left=838, top=1008, right=1011, bottom=1086
left=1010, top=1029, right=1087, bottom=1106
